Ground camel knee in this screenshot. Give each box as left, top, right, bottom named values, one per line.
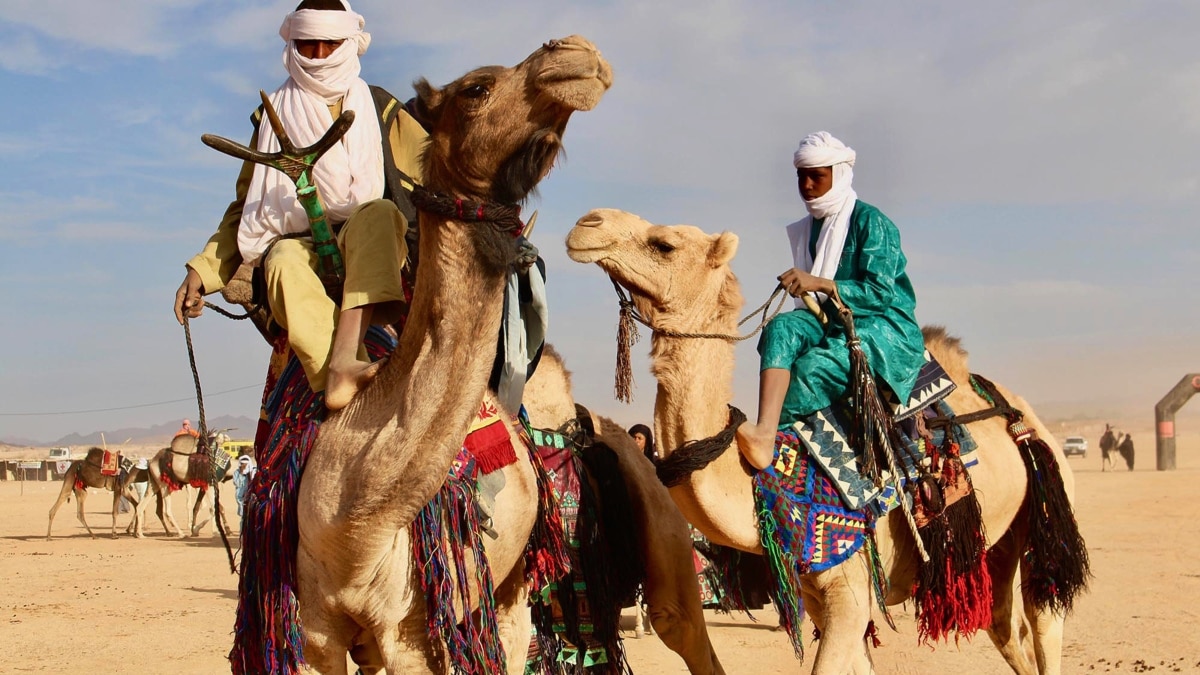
left=647, top=602, right=703, bottom=654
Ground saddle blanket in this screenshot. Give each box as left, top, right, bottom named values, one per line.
left=100, top=451, right=119, bottom=476
left=754, top=427, right=873, bottom=573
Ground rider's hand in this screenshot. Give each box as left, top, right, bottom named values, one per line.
left=777, top=267, right=833, bottom=298
left=174, top=268, right=206, bottom=324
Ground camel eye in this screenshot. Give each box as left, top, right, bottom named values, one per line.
left=461, top=84, right=489, bottom=99
left=650, top=239, right=675, bottom=254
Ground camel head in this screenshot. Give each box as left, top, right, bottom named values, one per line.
left=411, top=35, right=612, bottom=205
left=567, top=208, right=744, bottom=333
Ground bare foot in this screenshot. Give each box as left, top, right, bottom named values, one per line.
left=735, top=422, right=777, bottom=471
left=325, top=358, right=386, bottom=411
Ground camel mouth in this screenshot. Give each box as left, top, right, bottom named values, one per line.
left=534, top=36, right=613, bottom=112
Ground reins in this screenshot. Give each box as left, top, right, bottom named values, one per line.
left=610, top=279, right=790, bottom=403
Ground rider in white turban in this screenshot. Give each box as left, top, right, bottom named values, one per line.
left=736, top=131, right=927, bottom=470
left=175, top=0, right=430, bottom=411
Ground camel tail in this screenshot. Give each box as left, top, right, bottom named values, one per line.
left=1016, top=428, right=1092, bottom=614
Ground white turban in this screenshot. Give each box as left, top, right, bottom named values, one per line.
left=237, top=0, right=384, bottom=264
left=784, top=131, right=860, bottom=307
left=793, top=131, right=856, bottom=170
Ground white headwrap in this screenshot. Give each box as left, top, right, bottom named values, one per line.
left=237, top=0, right=384, bottom=264
left=784, top=131, right=858, bottom=307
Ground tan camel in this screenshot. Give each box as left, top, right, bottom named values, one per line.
left=47, top=449, right=145, bottom=539
left=567, top=208, right=1080, bottom=675
left=133, top=434, right=234, bottom=539
left=292, top=37, right=612, bottom=674
left=523, top=345, right=726, bottom=674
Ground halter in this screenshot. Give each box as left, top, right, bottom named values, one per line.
left=607, top=277, right=790, bottom=403
left=410, top=184, right=526, bottom=238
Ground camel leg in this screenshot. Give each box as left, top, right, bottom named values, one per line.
left=806, top=554, right=875, bottom=675
left=190, top=486, right=208, bottom=537
left=641, top=542, right=724, bottom=674
left=73, top=487, right=97, bottom=539
left=985, top=529, right=1038, bottom=674
left=162, top=485, right=185, bottom=538
left=494, top=564, right=533, bottom=675
left=46, top=466, right=80, bottom=540
left=1021, top=562, right=1066, bottom=675
left=110, top=485, right=122, bottom=540
left=633, top=589, right=647, bottom=638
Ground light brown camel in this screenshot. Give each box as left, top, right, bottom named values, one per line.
left=293, top=36, right=612, bottom=674
left=133, top=434, right=234, bottom=539
left=47, top=449, right=145, bottom=539
left=523, top=344, right=726, bottom=674
left=567, top=208, right=1080, bottom=675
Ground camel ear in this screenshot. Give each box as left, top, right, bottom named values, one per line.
left=708, top=231, right=739, bottom=267
left=410, top=78, right=443, bottom=129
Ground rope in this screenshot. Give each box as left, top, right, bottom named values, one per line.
left=410, top=184, right=525, bottom=237
left=613, top=280, right=790, bottom=342
left=654, top=406, right=746, bottom=488
left=181, top=315, right=238, bottom=575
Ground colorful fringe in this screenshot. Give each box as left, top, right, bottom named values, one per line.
left=524, top=425, right=632, bottom=675
left=229, top=327, right=393, bottom=675
left=411, top=450, right=505, bottom=675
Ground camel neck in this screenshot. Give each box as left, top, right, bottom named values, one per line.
left=316, top=208, right=511, bottom=530
left=651, top=333, right=737, bottom=455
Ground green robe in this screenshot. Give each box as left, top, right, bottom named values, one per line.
left=759, top=199, right=925, bottom=424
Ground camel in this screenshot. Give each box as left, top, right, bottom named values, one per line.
left=281, top=36, right=613, bottom=674
left=567, top=208, right=1085, bottom=675
left=47, top=449, right=146, bottom=539
left=132, top=433, right=235, bottom=539
left=523, top=344, right=726, bottom=674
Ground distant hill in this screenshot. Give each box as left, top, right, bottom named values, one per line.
left=0, top=415, right=258, bottom=448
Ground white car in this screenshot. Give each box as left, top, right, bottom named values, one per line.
left=1062, top=436, right=1088, bottom=458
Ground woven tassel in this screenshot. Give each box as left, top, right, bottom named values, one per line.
left=845, top=337, right=887, bottom=484
left=912, top=490, right=992, bottom=644
left=754, top=493, right=805, bottom=660
left=1018, top=437, right=1091, bottom=614
left=614, top=299, right=640, bottom=403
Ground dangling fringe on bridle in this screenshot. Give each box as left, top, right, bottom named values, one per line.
left=613, top=279, right=641, bottom=403
left=608, top=280, right=789, bottom=404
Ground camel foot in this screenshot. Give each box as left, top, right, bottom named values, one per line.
left=735, top=422, right=776, bottom=470
left=325, top=357, right=386, bottom=411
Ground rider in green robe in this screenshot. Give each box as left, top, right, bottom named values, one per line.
left=736, top=132, right=925, bottom=469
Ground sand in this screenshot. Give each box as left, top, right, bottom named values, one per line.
left=2, top=429, right=1198, bottom=673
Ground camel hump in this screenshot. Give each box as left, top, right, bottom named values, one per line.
left=922, top=325, right=970, bottom=384
left=170, top=434, right=199, bottom=454
left=84, top=447, right=105, bottom=463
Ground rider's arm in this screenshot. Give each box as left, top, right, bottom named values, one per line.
left=185, top=128, right=259, bottom=295
left=830, top=206, right=909, bottom=319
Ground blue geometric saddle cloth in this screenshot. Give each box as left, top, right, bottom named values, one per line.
left=792, top=351, right=978, bottom=515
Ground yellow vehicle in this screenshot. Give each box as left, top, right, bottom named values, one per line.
left=223, top=439, right=255, bottom=459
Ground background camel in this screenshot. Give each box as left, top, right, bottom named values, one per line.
left=272, top=36, right=613, bottom=675
left=523, top=344, right=726, bottom=674
left=47, top=449, right=146, bottom=539
left=567, top=208, right=1086, bottom=675
left=133, top=433, right=234, bottom=539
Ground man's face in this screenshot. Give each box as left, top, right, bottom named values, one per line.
left=295, top=39, right=345, bottom=60
left=797, top=166, right=834, bottom=201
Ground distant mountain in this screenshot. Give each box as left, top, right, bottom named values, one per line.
left=0, top=415, right=258, bottom=448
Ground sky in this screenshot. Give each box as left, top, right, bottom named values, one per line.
left=1, top=0, right=1198, bottom=444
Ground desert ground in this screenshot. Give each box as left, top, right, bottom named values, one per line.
left=2, top=423, right=1198, bottom=674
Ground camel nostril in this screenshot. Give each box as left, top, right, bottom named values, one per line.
left=575, top=213, right=604, bottom=228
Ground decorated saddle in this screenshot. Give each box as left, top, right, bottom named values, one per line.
left=753, top=350, right=994, bottom=655
left=232, top=327, right=569, bottom=675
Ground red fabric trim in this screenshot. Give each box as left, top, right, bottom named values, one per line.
left=465, top=420, right=518, bottom=474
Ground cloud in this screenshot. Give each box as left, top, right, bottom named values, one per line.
left=0, top=0, right=205, bottom=58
